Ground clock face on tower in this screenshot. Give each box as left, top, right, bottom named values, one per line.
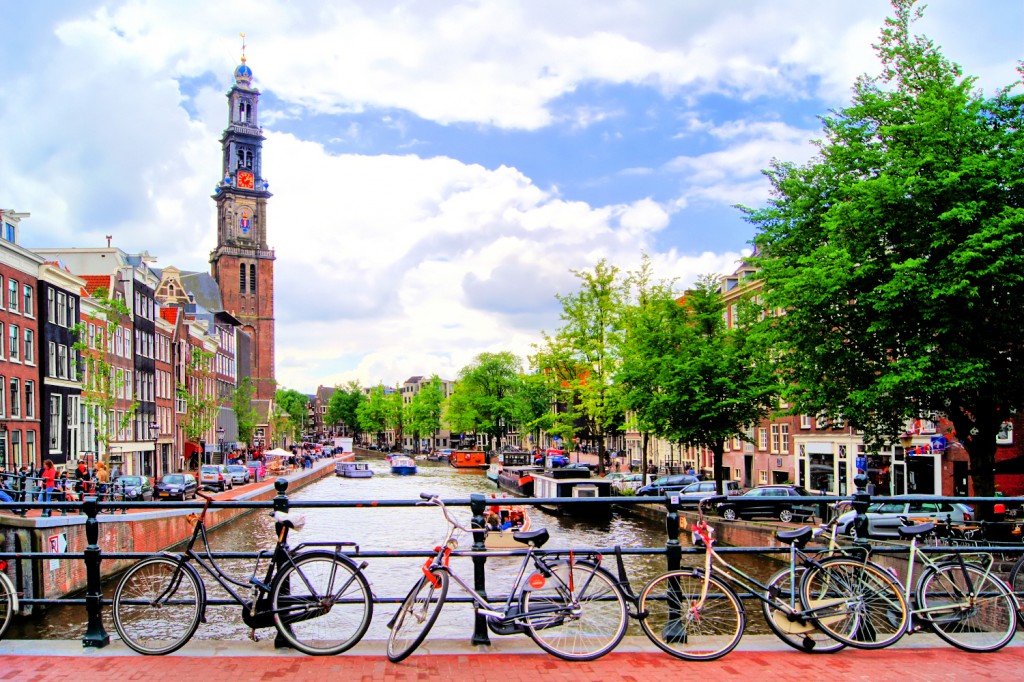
left=238, top=171, right=254, bottom=189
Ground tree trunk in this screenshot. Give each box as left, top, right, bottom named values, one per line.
left=641, top=433, right=650, bottom=486
left=712, top=441, right=726, bottom=495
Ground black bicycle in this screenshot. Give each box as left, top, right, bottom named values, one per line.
left=112, top=490, right=374, bottom=655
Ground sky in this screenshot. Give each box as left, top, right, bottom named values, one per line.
left=1, top=1, right=1021, bottom=394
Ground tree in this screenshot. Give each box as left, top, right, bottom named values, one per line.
left=446, top=352, right=523, bottom=451
left=539, top=259, right=627, bottom=473
left=744, top=0, right=1024, bottom=500
left=386, top=388, right=406, bottom=450
left=178, top=347, right=217, bottom=456
left=619, top=274, right=779, bottom=493
left=406, top=376, right=446, bottom=452
left=73, top=288, right=137, bottom=465
left=326, top=381, right=367, bottom=440
left=357, top=385, right=391, bottom=447
left=275, top=388, right=308, bottom=442
left=509, top=369, right=558, bottom=452
left=232, top=377, right=257, bottom=448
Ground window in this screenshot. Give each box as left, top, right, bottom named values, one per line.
left=7, top=324, right=17, bottom=361
left=2, top=222, right=12, bottom=242
left=0, top=377, right=5, bottom=416
left=22, top=285, right=32, bottom=317
left=780, top=424, right=790, bottom=454
left=48, top=342, right=56, bottom=376
left=69, top=348, right=78, bottom=381
left=116, top=326, right=123, bottom=356
left=9, top=378, right=19, bottom=417
left=0, top=322, right=4, bottom=359
left=25, top=430, right=34, bottom=465
left=49, top=395, right=61, bottom=451
left=56, top=291, right=66, bottom=325
left=24, top=381, right=33, bottom=418
left=759, top=470, right=768, bottom=484
left=47, top=288, right=54, bottom=321
left=758, top=427, right=768, bottom=450
left=10, top=430, right=20, bottom=469
left=23, top=328, right=33, bottom=364
left=771, top=424, right=780, bottom=453
left=249, top=264, right=257, bottom=292
left=57, top=345, right=67, bottom=379
left=800, top=414, right=812, bottom=429
left=7, top=279, right=17, bottom=312
left=239, top=264, right=246, bottom=292
left=66, top=295, right=75, bottom=327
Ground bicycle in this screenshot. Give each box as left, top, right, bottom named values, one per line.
left=112, top=490, right=374, bottom=655
left=830, top=518, right=1017, bottom=653
left=0, top=558, right=19, bottom=639
left=386, top=493, right=628, bottom=663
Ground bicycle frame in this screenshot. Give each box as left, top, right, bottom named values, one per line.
left=898, top=530, right=996, bottom=626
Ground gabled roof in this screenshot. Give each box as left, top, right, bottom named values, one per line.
left=160, top=307, right=180, bottom=325
left=178, top=270, right=224, bottom=315
left=81, top=274, right=110, bottom=295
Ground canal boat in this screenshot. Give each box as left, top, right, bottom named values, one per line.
left=335, top=461, right=374, bottom=478
left=448, top=449, right=489, bottom=469
left=389, top=456, right=418, bottom=475
left=532, top=469, right=613, bottom=521
left=484, top=504, right=533, bottom=549
left=496, top=465, right=543, bottom=497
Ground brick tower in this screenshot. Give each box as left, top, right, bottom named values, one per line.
left=210, top=46, right=276, bottom=400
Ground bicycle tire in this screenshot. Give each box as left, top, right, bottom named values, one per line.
left=638, top=569, right=745, bottom=661
left=386, top=568, right=448, bottom=663
left=916, top=562, right=1017, bottom=652
left=271, top=551, right=374, bottom=655
left=799, top=557, right=908, bottom=650
left=113, top=556, right=203, bottom=655
left=0, top=572, right=15, bottom=639
left=761, top=566, right=845, bottom=654
left=1005, top=554, right=1024, bottom=625
left=520, top=560, right=628, bottom=661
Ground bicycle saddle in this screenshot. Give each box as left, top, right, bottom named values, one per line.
left=898, top=521, right=934, bottom=538
left=513, top=528, right=549, bottom=547
left=273, top=511, right=307, bottom=530
left=776, top=526, right=813, bottom=545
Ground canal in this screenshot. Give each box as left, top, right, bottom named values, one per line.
left=10, top=459, right=779, bottom=642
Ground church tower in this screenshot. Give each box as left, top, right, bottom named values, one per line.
left=210, top=43, right=276, bottom=401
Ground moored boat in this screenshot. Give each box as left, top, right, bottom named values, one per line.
left=532, top=469, right=613, bottom=521
left=448, top=449, right=489, bottom=469
left=335, top=461, right=374, bottom=478
left=496, top=465, right=542, bottom=497
left=484, top=501, right=533, bottom=549
left=390, top=456, right=418, bottom=475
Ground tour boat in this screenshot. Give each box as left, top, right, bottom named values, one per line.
left=448, top=449, right=489, bottom=469
left=335, top=461, right=373, bottom=478
left=389, top=456, right=418, bottom=475
left=483, top=504, right=534, bottom=550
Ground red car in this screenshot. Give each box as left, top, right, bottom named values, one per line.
left=244, top=460, right=268, bottom=483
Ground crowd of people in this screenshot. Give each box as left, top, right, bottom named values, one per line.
left=0, top=459, right=131, bottom=516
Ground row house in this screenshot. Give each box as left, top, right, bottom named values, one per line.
left=398, top=376, right=457, bottom=452
left=0, top=210, right=44, bottom=471
left=310, top=385, right=334, bottom=439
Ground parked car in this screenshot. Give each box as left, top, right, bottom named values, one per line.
left=610, top=473, right=644, bottom=495
left=225, top=464, right=251, bottom=485
left=534, top=450, right=570, bottom=467
left=114, top=475, right=154, bottom=501
left=716, top=485, right=817, bottom=522
left=678, top=480, right=742, bottom=507
left=835, top=497, right=974, bottom=539
left=636, top=474, right=701, bottom=497
left=199, top=464, right=234, bottom=492
left=155, top=473, right=198, bottom=501
left=562, top=462, right=596, bottom=473
left=245, top=460, right=267, bottom=482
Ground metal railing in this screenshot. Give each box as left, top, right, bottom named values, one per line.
left=0, top=477, right=1021, bottom=650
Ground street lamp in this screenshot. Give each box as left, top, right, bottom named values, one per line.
left=149, top=421, right=159, bottom=478
left=217, top=426, right=226, bottom=466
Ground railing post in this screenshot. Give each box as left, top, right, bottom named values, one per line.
left=271, top=478, right=292, bottom=650
left=664, top=493, right=681, bottom=572
left=17, top=472, right=26, bottom=518
left=851, top=473, right=871, bottom=549
left=469, top=492, right=491, bottom=646
left=81, top=496, right=109, bottom=648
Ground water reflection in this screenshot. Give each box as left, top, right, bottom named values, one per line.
left=10, top=459, right=779, bottom=643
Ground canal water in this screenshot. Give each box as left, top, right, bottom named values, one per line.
left=10, top=459, right=778, bottom=642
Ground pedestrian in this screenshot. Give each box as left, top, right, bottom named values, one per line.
left=40, top=460, right=57, bottom=517
left=75, top=460, right=91, bottom=501
left=94, top=462, right=110, bottom=512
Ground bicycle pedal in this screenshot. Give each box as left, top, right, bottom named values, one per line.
left=248, top=629, right=260, bottom=642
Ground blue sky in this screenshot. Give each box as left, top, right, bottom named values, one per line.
left=1, top=1, right=1021, bottom=393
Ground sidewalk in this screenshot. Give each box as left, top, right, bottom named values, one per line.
left=0, top=635, right=1021, bottom=681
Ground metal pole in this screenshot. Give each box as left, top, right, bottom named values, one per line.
left=81, top=496, right=109, bottom=648
left=469, top=493, right=491, bottom=646
left=270, top=478, right=293, bottom=649
left=851, top=473, right=871, bottom=548
left=664, top=493, right=681, bottom=572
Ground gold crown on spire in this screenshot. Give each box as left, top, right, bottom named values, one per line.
left=240, top=32, right=247, bottom=63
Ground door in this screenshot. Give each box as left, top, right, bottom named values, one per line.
left=744, top=455, right=753, bottom=489
left=953, top=461, right=969, bottom=497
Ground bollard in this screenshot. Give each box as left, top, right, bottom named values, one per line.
left=81, top=496, right=109, bottom=648
left=469, top=493, right=491, bottom=646
left=664, top=493, right=681, bottom=572
left=851, top=473, right=871, bottom=549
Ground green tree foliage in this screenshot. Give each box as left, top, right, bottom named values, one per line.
left=619, top=274, right=779, bottom=492
left=538, top=259, right=627, bottom=473
left=275, top=388, right=309, bottom=442
left=232, top=377, right=257, bottom=447
left=356, top=385, right=391, bottom=447
left=509, top=369, right=558, bottom=451
left=179, top=348, right=217, bottom=445
left=446, top=352, right=523, bottom=451
left=73, top=288, right=137, bottom=463
left=406, top=376, right=446, bottom=452
left=326, top=381, right=367, bottom=439
left=744, top=0, right=1024, bottom=498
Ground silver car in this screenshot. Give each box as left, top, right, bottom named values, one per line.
left=835, top=496, right=974, bottom=539
left=678, top=480, right=741, bottom=507
left=225, top=464, right=251, bottom=485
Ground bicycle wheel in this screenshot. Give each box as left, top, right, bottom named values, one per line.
left=916, top=562, right=1017, bottom=652
left=639, top=569, right=745, bottom=661
left=0, top=572, right=15, bottom=639
left=800, top=557, right=908, bottom=649
left=1006, top=555, right=1024, bottom=625
left=762, top=566, right=845, bottom=654
left=271, top=551, right=374, bottom=655
left=113, top=556, right=202, bottom=655
left=520, top=560, right=628, bottom=661
left=386, top=568, right=449, bottom=663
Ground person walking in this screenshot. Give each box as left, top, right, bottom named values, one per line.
left=40, top=460, right=57, bottom=517
left=94, top=462, right=110, bottom=512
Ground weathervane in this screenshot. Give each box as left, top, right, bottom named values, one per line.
left=240, top=32, right=247, bottom=63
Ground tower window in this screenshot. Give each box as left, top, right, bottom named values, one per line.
left=236, top=148, right=253, bottom=170
left=239, top=264, right=246, bottom=293
left=249, top=264, right=257, bottom=293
